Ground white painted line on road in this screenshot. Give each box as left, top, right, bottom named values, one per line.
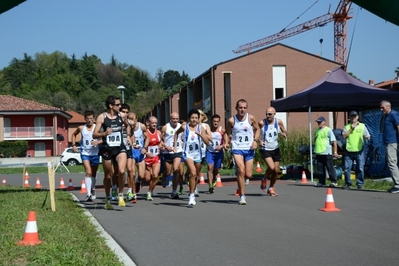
left=69, top=193, right=137, bottom=266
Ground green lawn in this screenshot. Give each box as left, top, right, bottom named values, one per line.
left=0, top=186, right=124, bottom=266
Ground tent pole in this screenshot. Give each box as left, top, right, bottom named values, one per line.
left=309, top=106, right=314, bottom=183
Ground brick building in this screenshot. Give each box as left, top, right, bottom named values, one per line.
left=149, top=43, right=345, bottom=131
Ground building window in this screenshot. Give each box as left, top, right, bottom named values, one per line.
left=272, top=66, right=286, bottom=99
left=34, top=117, right=45, bottom=136
left=34, top=142, right=46, bottom=157
left=4, top=117, right=10, bottom=137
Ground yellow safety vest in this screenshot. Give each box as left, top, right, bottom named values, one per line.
left=345, top=123, right=365, bottom=152
left=314, top=127, right=330, bottom=154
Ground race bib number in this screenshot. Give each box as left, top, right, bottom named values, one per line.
left=106, top=132, right=122, bottom=147
left=236, top=133, right=250, bottom=144
left=148, top=145, right=159, bottom=156
left=83, top=139, right=92, bottom=149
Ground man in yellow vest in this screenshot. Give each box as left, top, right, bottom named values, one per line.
left=314, top=116, right=339, bottom=187
left=342, top=111, right=371, bottom=189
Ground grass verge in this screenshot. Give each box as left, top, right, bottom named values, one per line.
left=0, top=186, right=124, bottom=266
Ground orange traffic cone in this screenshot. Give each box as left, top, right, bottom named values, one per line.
left=2, top=177, right=6, bottom=186
left=301, top=171, right=308, bottom=184
left=24, top=177, right=30, bottom=188
left=18, top=211, right=42, bottom=245
left=215, top=174, right=223, bottom=187
left=25, top=170, right=30, bottom=179
left=319, top=188, right=341, bottom=212
left=58, top=177, right=67, bottom=189
left=255, top=161, right=262, bottom=173
left=67, top=179, right=74, bottom=191
left=80, top=179, right=87, bottom=194
left=35, top=178, right=42, bottom=189
left=199, top=173, right=206, bottom=185
left=234, top=188, right=240, bottom=196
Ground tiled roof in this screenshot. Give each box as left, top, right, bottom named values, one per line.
left=0, top=95, right=61, bottom=111
left=66, top=110, right=86, bottom=123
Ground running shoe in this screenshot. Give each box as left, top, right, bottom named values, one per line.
left=170, top=192, right=179, bottom=199
left=234, top=188, right=240, bottom=196
left=91, top=190, right=96, bottom=200
left=267, top=187, right=278, bottom=196
left=212, top=179, right=217, bottom=188
left=239, top=196, right=247, bottom=205
left=146, top=192, right=153, bottom=201
left=188, top=195, right=196, bottom=206
left=178, top=187, right=184, bottom=195
left=245, top=178, right=250, bottom=186
left=86, top=195, right=93, bottom=202
left=131, top=194, right=137, bottom=203
left=118, top=194, right=126, bottom=207
left=314, top=183, right=324, bottom=187
left=260, top=178, right=267, bottom=191
left=111, top=189, right=118, bottom=201
left=209, top=186, right=214, bottom=194
left=104, top=199, right=113, bottom=210
left=126, top=191, right=134, bottom=201
left=135, top=181, right=141, bottom=193
left=329, top=183, right=338, bottom=188
left=161, top=177, right=168, bottom=188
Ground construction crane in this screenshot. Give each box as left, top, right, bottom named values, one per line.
left=233, top=0, right=352, bottom=66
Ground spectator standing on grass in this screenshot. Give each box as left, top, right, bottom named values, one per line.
left=71, top=110, right=101, bottom=202
left=224, top=99, right=260, bottom=205
left=342, top=111, right=370, bottom=190
left=258, top=107, right=287, bottom=196
left=314, top=116, right=339, bottom=187
left=380, top=100, right=399, bottom=194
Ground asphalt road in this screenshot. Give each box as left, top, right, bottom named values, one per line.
left=2, top=172, right=399, bottom=266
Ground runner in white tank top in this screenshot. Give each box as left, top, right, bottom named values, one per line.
left=224, top=99, right=260, bottom=205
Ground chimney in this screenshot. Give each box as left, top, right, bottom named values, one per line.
left=369, top=79, right=374, bottom=86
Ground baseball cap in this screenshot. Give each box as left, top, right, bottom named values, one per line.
left=349, top=111, right=358, bottom=116
left=315, top=116, right=326, bottom=123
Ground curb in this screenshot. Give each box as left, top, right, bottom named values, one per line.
left=69, top=193, right=136, bottom=266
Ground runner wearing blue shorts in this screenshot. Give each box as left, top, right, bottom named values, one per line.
left=224, top=99, right=260, bottom=205
left=71, top=110, right=101, bottom=202
left=206, top=114, right=225, bottom=194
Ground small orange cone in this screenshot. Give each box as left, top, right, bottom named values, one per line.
left=215, top=174, right=223, bottom=187
left=67, top=179, right=74, bottom=191
left=234, top=188, right=240, bottom=196
left=301, top=171, right=308, bottom=184
left=24, top=177, right=30, bottom=188
left=35, top=178, right=42, bottom=189
left=255, top=161, right=262, bottom=173
left=2, top=177, right=6, bottom=186
left=80, top=179, right=87, bottom=194
left=58, top=177, right=67, bottom=189
left=25, top=170, right=30, bottom=179
left=319, top=188, right=341, bottom=212
left=18, top=211, right=42, bottom=245
left=199, top=173, right=206, bottom=185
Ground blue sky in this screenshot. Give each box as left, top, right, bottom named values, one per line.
left=1, top=0, right=398, bottom=84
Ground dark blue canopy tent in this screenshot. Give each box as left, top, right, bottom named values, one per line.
left=271, top=67, right=399, bottom=180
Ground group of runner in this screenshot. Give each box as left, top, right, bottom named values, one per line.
left=71, top=96, right=287, bottom=208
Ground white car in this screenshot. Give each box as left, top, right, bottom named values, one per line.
left=60, top=147, right=102, bottom=166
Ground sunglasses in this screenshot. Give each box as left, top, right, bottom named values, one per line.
left=266, top=113, right=274, bottom=116
left=114, top=103, right=121, bottom=106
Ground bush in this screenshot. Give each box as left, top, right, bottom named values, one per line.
left=0, top=140, right=29, bottom=157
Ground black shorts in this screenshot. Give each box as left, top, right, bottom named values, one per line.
left=162, top=152, right=183, bottom=163
left=125, top=148, right=133, bottom=159
left=99, top=144, right=127, bottom=161
left=260, top=148, right=281, bottom=162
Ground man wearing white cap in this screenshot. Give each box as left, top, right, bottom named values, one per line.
left=342, top=111, right=370, bottom=189
left=314, top=116, right=339, bottom=187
